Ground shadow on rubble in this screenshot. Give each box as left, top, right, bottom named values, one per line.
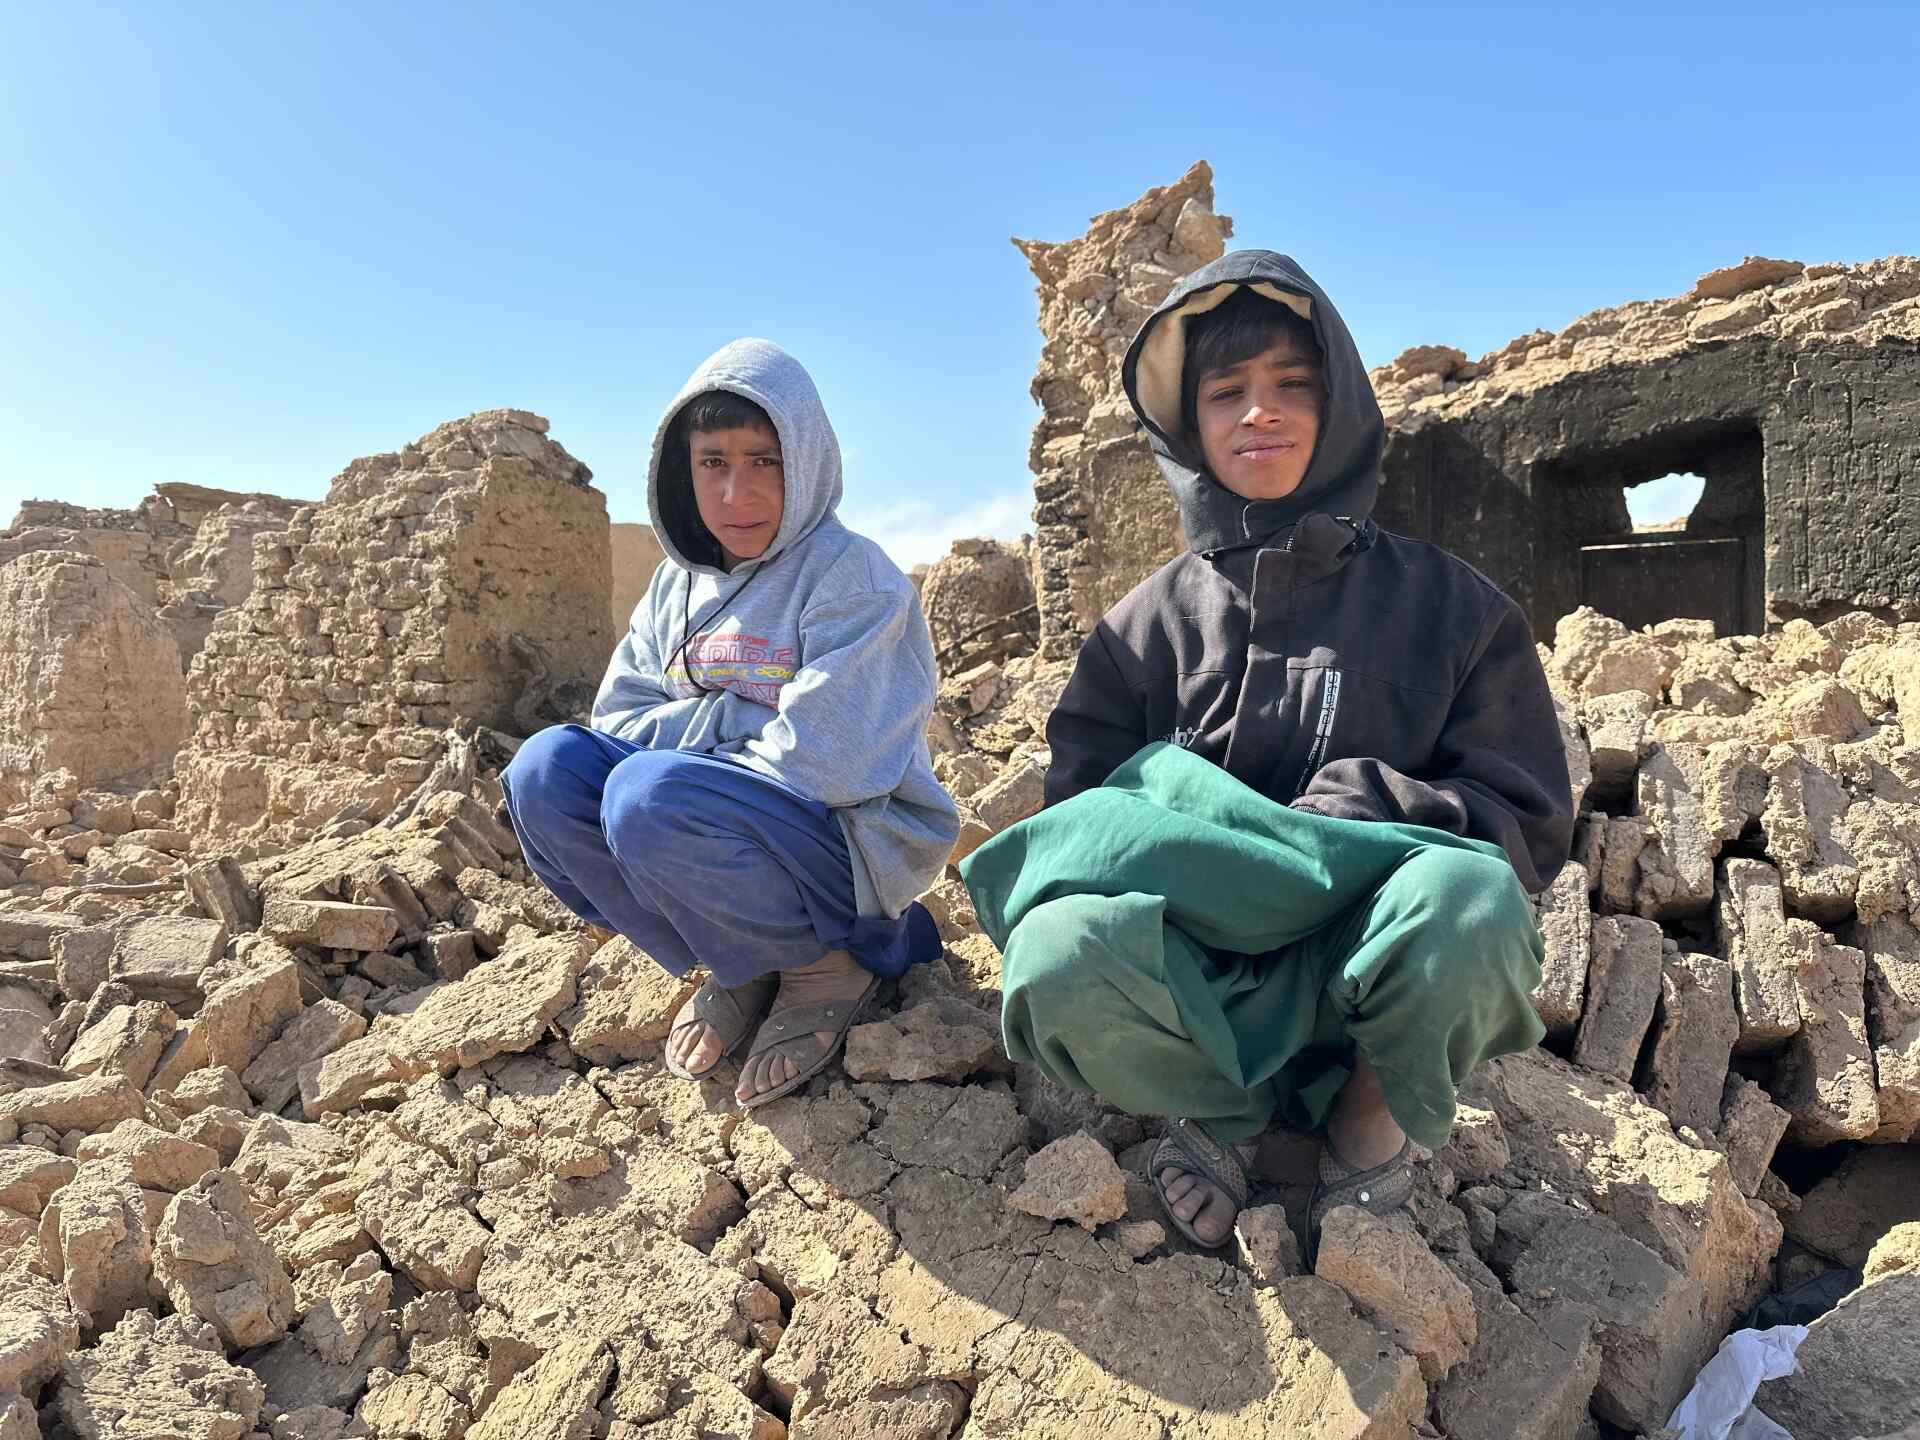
left=688, top=979, right=1421, bottom=1424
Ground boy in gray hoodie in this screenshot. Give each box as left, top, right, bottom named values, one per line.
left=503, top=339, right=958, bottom=1107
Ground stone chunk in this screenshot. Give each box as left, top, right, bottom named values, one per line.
left=1853, top=912, right=1920, bottom=1142
left=108, top=916, right=226, bottom=1008
left=1761, top=745, right=1860, bottom=921
left=1233, top=1204, right=1301, bottom=1284
left=0, top=911, right=88, bottom=962
left=844, top=1000, right=1003, bottom=1082
left=1772, top=918, right=1879, bottom=1143
left=1716, top=1077, right=1790, bottom=1198
left=1581, top=689, right=1654, bottom=789
left=154, top=1169, right=296, bottom=1349
left=1428, top=1277, right=1600, bottom=1440
left=262, top=898, right=398, bottom=953
left=0, top=1144, right=76, bottom=1214
left=353, top=1162, right=490, bottom=1292
left=182, top=857, right=261, bottom=934
left=0, top=1264, right=80, bottom=1396
left=1007, top=1132, right=1126, bottom=1231
left=1693, top=256, right=1804, bottom=300
left=298, top=1032, right=427, bottom=1119
left=53, top=1311, right=264, bottom=1440
left=396, top=931, right=590, bottom=1073
left=1633, top=745, right=1716, bottom=917
left=75, top=1120, right=219, bottom=1192
left=1316, top=1207, right=1475, bottom=1381
left=1641, top=950, right=1738, bottom=1133
left=241, top=1000, right=367, bottom=1112
left=37, top=1157, right=154, bottom=1332
left=972, top=754, right=1047, bottom=833
left=1434, top=1103, right=1510, bottom=1186
left=148, top=959, right=302, bottom=1095
left=1572, top=914, right=1663, bottom=1081
left=466, top=1335, right=613, bottom=1440
left=61, top=1001, right=177, bottom=1090
left=1465, top=1049, right=1779, bottom=1349
left=1530, top=860, right=1590, bottom=1036
left=558, top=936, right=694, bottom=1064
left=51, top=928, right=114, bottom=1001
left=1755, top=1269, right=1920, bottom=1440
left=1715, top=858, right=1802, bottom=1051
left=1489, top=1190, right=1704, bottom=1431
left=0, top=1074, right=144, bottom=1135
left=1782, top=1147, right=1920, bottom=1268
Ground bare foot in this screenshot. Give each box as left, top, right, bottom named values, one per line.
left=735, top=949, right=871, bottom=1104
left=665, top=997, right=726, bottom=1076
left=1158, top=1167, right=1239, bottom=1245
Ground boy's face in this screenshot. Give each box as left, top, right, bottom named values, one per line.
left=690, top=421, right=785, bottom=567
left=1193, top=337, right=1324, bottom=502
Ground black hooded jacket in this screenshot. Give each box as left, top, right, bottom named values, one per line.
left=1043, top=250, right=1573, bottom=892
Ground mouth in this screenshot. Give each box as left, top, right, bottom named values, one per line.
left=1235, top=439, right=1296, bottom=462
left=721, top=521, right=771, bottom=534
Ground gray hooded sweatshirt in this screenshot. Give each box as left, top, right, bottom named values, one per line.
left=590, top=339, right=959, bottom=919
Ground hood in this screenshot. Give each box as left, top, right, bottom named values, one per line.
left=1121, top=250, right=1384, bottom=556
left=647, top=338, right=844, bottom=576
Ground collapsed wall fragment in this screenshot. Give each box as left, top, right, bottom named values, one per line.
left=175, top=410, right=612, bottom=850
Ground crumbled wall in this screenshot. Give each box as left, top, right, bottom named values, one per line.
left=175, top=409, right=611, bottom=848
left=1019, top=161, right=1232, bottom=658
left=0, top=551, right=189, bottom=800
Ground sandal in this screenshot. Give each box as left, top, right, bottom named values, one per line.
left=1151, top=1116, right=1254, bottom=1251
left=735, top=972, right=881, bottom=1110
left=663, top=973, right=779, bottom=1082
left=1302, top=1136, right=1414, bottom=1268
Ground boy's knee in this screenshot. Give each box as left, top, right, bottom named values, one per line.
left=599, top=749, right=714, bottom=849
left=1398, top=846, right=1535, bottom=942
left=502, top=725, right=599, bottom=822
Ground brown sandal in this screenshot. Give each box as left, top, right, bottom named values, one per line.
left=663, top=973, right=778, bottom=1081
left=735, top=973, right=880, bottom=1109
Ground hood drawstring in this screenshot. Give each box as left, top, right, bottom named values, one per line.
left=663, top=558, right=776, bottom=696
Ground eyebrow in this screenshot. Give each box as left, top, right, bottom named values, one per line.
left=1199, top=355, right=1321, bottom=383
left=691, top=440, right=783, bottom=456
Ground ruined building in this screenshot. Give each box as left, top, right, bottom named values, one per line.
left=0, top=483, right=305, bottom=666
left=176, top=409, right=612, bottom=848
left=1021, top=167, right=1920, bottom=654
left=1372, top=256, right=1920, bottom=639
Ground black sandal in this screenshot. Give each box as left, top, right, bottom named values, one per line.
left=1302, top=1136, right=1414, bottom=1267
left=1151, top=1117, right=1254, bottom=1251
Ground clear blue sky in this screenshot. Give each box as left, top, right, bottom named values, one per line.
left=4, top=2, right=1916, bottom=563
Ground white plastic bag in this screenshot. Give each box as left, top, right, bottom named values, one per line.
left=1665, top=1324, right=1809, bottom=1440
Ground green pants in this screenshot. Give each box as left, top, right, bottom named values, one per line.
left=959, top=744, right=1545, bottom=1148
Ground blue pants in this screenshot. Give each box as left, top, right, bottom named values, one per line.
left=500, top=724, right=935, bottom=986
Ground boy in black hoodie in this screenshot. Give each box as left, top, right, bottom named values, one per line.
left=961, top=252, right=1572, bottom=1256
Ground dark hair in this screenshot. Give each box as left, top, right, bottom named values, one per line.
left=656, top=390, right=778, bottom=569
left=1180, top=286, right=1323, bottom=438
left=682, top=390, right=773, bottom=435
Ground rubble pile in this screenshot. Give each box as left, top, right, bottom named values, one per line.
left=0, top=598, right=1910, bottom=1438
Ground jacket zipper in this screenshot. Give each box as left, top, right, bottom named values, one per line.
left=1295, top=668, right=1343, bottom=794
